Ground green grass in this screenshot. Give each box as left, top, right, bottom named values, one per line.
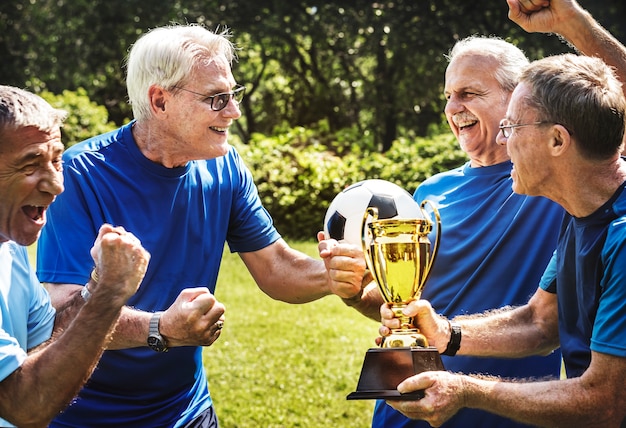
left=207, top=242, right=378, bottom=427
left=31, top=242, right=379, bottom=427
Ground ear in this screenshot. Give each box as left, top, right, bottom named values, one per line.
left=548, top=124, right=572, bottom=157
left=147, top=85, right=169, bottom=116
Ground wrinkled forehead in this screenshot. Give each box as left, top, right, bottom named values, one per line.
left=445, top=54, right=502, bottom=91
left=0, top=125, right=63, bottom=155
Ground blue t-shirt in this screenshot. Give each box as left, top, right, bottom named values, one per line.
left=0, top=241, right=55, bottom=427
left=373, top=161, right=564, bottom=428
left=37, top=122, right=281, bottom=427
left=542, top=181, right=626, bottom=379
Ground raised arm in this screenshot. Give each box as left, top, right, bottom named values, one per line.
left=0, top=225, right=149, bottom=427
left=507, top=0, right=626, bottom=86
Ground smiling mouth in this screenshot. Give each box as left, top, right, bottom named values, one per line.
left=458, top=120, right=478, bottom=131
left=22, top=205, right=45, bottom=221
left=210, top=126, right=228, bottom=133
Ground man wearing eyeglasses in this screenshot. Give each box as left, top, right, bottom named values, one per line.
left=372, top=1, right=626, bottom=427
left=364, top=34, right=565, bottom=428
left=318, top=0, right=626, bottom=427
left=382, top=51, right=626, bottom=428
left=36, top=24, right=345, bottom=428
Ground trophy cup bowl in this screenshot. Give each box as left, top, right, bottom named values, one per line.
left=347, top=201, right=443, bottom=400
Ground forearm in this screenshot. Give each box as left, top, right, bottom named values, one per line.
left=242, top=242, right=332, bottom=304
left=0, top=293, right=122, bottom=427
left=342, top=282, right=385, bottom=322
left=454, top=305, right=558, bottom=358
left=46, top=282, right=150, bottom=350
left=452, top=289, right=559, bottom=358
left=556, top=6, right=626, bottom=86
left=465, top=374, right=621, bottom=427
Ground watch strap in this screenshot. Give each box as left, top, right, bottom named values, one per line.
left=442, top=321, right=461, bottom=356
left=148, top=312, right=168, bottom=352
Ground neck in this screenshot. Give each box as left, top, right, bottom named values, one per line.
left=548, top=157, right=626, bottom=217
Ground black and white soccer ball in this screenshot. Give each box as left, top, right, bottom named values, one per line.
left=323, top=179, right=423, bottom=246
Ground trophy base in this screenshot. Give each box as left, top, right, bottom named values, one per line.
left=347, top=347, right=444, bottom=400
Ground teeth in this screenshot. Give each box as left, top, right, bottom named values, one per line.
left=453, top=114, right=477, bottom=128
left=211, top=126, right=228, bottom=132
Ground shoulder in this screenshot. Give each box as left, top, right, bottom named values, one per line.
left=63, top=125, right=126, bottom=162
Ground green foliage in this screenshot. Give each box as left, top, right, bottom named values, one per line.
left=208, top=242, right=378, bottom=427
left=3, top=0, right=624, bottom=148
left=237, top=122, right=467, bottom=240
left=40, top=88, right=118, bottom=148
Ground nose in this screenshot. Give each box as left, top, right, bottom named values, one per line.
left=221, top=96, right=242, bottom=119
left=444, top=93, right=463, bottom=117
left=38, top=167, right=64, bottom=196
left=496, top=129, right=507, bottom=146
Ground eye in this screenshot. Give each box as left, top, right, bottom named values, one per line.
left=21, top=163, right=38, bottom=176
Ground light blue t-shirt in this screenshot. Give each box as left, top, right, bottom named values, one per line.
left=0, top=241, right=55, bottom=427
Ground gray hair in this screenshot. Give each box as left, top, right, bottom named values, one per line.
left=0, top=85, right=67, bottom=142
left=447, top=36, right=530, bottom=93
left=125, top=24, right=237, bottom=121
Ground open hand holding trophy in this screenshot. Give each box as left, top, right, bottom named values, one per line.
left=347, top=200, right=443, bottom=400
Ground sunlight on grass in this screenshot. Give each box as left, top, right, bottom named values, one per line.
left=207, top=242, right=379, bottom=427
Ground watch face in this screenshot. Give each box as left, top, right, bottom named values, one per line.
left=147, top=335, right=167, bottom=352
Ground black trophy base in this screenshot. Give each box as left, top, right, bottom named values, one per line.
left=347, top=347, right=444, bottom=400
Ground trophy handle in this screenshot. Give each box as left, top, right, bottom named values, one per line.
left=419, top=200, right=441, bottom=287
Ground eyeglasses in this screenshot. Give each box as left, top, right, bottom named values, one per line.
left=173, top=85, right=246, bottom=111
left=498, top=119, right=551, bottom=139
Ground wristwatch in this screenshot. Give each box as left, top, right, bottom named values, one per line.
left=147, top=312, right=168, bottom=353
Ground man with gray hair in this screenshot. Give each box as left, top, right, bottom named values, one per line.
left=342, top=34, right=565, bottom=428
left=38, top=24, right=354, bottom=427
left=383, top=50, right=626, bottom=428
left=0, top=85, right=149, bottom=427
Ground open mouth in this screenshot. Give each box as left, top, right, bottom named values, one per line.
left=22, top=205, right=45, bottom=222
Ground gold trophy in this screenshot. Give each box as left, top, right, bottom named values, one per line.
left=347, top=201, right=443, bottom=400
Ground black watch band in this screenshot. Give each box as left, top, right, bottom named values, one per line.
left=442, top=322, right=461, bottom=356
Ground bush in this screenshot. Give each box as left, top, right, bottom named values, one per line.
left=40, top=88, right=119, bottom=148
left=237, top=124, right=467, bottom=240
left=39, top=90, right=468, bottom=240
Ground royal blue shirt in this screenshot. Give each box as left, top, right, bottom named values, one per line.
left=542, top=181, right=626, bottom=378
left=37, top=122, right=280, bottom=427
left=373, top=161, right=564, bottom=428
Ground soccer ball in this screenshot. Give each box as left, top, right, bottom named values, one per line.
left=323, top=179, right=423, bottom=246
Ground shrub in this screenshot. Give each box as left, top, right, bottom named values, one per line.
left=236, top=125, right=467, bottom=240
left=40, top=88, right=118, bottom=148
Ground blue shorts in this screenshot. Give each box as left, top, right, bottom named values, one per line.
left=182, top=406, right=219, bottom=428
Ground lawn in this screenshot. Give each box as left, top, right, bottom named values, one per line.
left=207, top=241, right=378, bottom=427
left=30, top=242, right=380, bottom=427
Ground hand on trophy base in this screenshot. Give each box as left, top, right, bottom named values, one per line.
left=346, top=346, right=444, bottom=400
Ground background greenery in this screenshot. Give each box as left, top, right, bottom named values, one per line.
left=2, top=0, right=624, bottom=149
left=3, top=0, right=625, bottom=239
left=207, top=242, right=379, bottom=427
